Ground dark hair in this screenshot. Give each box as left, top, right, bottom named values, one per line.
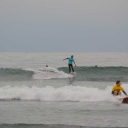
left=116, top=80, right=120, bottom=84
left=71, top=55, right=74, bottom=58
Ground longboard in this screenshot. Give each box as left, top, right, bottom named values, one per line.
left=122, top=97, right=128, bottom=103
left=70, top=72, right=76, bottom=76
left=69, top=72, right=76, bottom=75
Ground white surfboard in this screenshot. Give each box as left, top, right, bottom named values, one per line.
left=70, top=72, right=76, bottom=77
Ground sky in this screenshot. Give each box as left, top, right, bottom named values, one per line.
left=0, top=0, right=128, bottom=52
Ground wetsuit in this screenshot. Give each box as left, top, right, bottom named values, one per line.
left=112, top=85, right=127, bottom=96
left=67, top=58, right=74, bottom=73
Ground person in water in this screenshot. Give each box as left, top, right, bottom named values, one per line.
left=112, top=80, right=127, bottom=96
left=63, top=55, right=76, bottom=73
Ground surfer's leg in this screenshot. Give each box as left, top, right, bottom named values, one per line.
left=114, top=91, right=118, bottom=96
left=68, top=64, right=71, bottom=73
left=71, top=64, right=74, bottom=72
left=118, top=91, right=121, bottom=96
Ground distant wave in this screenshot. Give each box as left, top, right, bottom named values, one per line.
left=24, top=67, right=72, bottom=80
left=0, top=66, right=128, bottom=82
left=59, top=66, right=128, bottom=82
left=0, top=84, right=127, bottom=102
left=0, top=67, right=72, bottom=81
left=0, top=68, right=34, bottom=81
left=0, top=124, right=91, bottom=128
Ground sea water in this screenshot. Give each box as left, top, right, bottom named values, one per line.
left=0, top=52, right=128, bottom=127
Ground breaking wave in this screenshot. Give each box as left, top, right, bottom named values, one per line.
left=0, top=84, right=127, bottom=102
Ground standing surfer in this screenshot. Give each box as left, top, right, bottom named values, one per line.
left=63, top=55, right=76, bottom=73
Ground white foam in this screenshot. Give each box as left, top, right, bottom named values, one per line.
left=0, top=84, right=127, bottom=102
left=23, top=67, right=72, bottom=80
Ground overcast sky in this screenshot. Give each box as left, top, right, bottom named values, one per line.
left=0, top=0, right=128, bottom=52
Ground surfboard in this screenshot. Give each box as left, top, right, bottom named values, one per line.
left=70, top=72, right=76, bottom=77
left=70, top=72, right=76, bottom=74
left=122, top=97, right=128, bottom=103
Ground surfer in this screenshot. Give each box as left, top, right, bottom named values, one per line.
left=112, top=80, right=127, bottom=96
left=63, top=55, right=76, bottom=73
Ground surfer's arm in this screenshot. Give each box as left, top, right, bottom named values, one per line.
left=122, top=90, right=127, bottom=96
left=74, top=61, right=76, bottom=66
left=111, top=91, right=114, bottom=95
left=63, top=58, right=68, bottom=61
left=112, top=87, right=115, bottom=95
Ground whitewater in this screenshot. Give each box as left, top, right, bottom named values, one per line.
left=0, top=52, right=128, bottom=127
left=0, top=85, right=127, bottom=103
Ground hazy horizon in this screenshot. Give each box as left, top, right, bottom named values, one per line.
left=0, top=0, right=128, bottom=52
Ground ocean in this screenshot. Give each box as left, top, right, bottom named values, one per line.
left=0, top=52, right=128, bottom=128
